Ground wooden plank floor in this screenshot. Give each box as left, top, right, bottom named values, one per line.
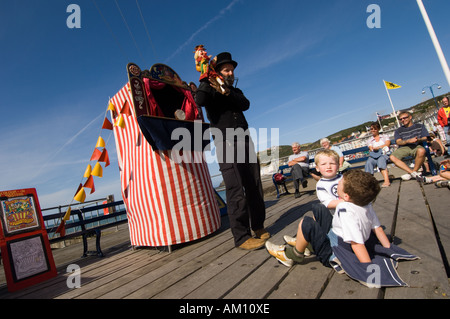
left=0, top=170, right=449, bottom=300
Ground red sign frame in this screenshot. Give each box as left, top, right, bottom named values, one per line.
left=0, top=188, right=57, bottom=292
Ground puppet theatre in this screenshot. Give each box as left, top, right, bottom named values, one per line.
left=110, top=63, right=221, bottom=248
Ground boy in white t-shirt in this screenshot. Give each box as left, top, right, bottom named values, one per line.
left=266, top=168, right=386, bottom=266
left=266, top=149, right=343, bottom=266
left=266, top=169, right=419, bottom=287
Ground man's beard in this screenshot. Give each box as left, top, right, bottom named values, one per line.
left=223, top=75, right=235, bottom=87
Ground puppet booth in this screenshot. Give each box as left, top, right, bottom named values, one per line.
left=110, top=63, right=221, bottom=248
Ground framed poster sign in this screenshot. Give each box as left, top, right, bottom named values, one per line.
left=0, top=188, right=56, bottom=292
left=6, top=234, right=51, bottom=282
left=0, top=195, right=41, bottom=236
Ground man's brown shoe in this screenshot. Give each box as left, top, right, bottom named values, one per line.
left=254, top=229, right=271, bottom=240
left=238, top=237, right=266, bottom=250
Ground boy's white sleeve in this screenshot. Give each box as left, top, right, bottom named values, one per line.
left=316, top=177, right=341, bottom=208
left=317, top=188, right=334, bottom=208
left=369, top=204, right=381, bottom=229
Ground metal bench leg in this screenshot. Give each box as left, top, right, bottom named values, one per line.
left=95, top=229, right=104, bottom=257
left=82, top=234, right=88, bottom=258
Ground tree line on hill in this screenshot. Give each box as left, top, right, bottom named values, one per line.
left=259, top=92, right=449, bottom=161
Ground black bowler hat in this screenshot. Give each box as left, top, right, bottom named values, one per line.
left=214, top=52, right=238, bottom=70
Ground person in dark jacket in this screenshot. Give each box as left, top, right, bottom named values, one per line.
left=195, top=52, right=269, bottom=250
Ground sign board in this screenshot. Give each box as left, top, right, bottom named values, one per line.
left=0, top=188, right=56, bottom=292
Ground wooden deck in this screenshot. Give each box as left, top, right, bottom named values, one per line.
left=0, top=168, right=449, bottom=301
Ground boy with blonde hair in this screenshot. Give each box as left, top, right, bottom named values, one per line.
left=266, top=169, right=419, bottom=287
left=270, top=149, right=343, bottom=266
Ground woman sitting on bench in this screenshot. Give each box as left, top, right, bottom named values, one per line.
left=365, top=122, right=391, bottom=188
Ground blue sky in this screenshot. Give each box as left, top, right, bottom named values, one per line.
left=1, top=0, right=450, bottom=209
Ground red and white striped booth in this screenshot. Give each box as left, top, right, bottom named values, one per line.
left=110, top=63, right=221, bottom=247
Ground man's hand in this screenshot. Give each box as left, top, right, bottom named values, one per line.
left=209, top=77, right=230, bottom=95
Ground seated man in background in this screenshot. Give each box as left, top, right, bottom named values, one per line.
left=288, top=142, right=310, bottom=198
left=389, top=111, right=429, bottom=180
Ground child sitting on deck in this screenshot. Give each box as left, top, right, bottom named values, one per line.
left=417, top=159, right=450, bottom=188
left=266, top=169, right=420, bottom=287
left=283, top=149, right=343, bottom=252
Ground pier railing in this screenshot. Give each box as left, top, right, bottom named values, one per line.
left=43, top=199, right=127, bottom=257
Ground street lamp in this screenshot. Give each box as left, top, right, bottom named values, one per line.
left=422, top=83, right=441, bottom=110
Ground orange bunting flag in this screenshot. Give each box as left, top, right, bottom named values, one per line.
left=74, top=187, right=86, bottom=203
left=83, top=175, right=96, bottom=194
left=99, top=148, right=110, bottom=167
left=96, top=136, right=106, bottom=148
left=63, top=206, right=72, bottom=221
left=102, top=117, right=113, bottom=130
left=90, top=148, right=102, bottom=161
left=115, top=115, right=125, bottom=128
left=84, top=164, right=92, bottom=178
left=55, top=220, right=66, bottom=237
left=120, top=100, right=132, bottom=116
left=84, top=175, right=94, bottom=188
left=91, top=162, right=103, bottom=177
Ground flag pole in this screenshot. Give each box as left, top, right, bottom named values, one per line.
left=383, top=80, right=401, bottom=127
left=417, top=0, right=450, bottom=88
left=376, top=112, right=383, bottom=131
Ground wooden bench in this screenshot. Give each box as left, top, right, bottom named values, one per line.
left=44, top=201, right=128, bottom=258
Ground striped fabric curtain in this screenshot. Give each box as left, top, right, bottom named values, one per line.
left=110, top=84, right=221, bottom=247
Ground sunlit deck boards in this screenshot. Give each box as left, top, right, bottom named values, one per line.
left=0, top=172, right=449, bottom=299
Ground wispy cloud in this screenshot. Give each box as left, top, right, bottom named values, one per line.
left=280, top=103, right=378, bottom=140
left=31, top=111, right=106, bottom=180
left=165, top=0, right=241, bottom=62
left=249, top=95, right=307, bottom=122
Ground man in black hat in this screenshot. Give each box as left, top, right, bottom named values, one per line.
left=195, top=52, right=269, bottom=250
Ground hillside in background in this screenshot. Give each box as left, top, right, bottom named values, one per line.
left=258, top=93, right=449, bottom=163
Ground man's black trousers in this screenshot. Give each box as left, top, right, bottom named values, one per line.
left=216, top=137, right=266, bottom=246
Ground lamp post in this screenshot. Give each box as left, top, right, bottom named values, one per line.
left=417, top=0, right=450, bottom=87
left=421, top=83, right=441, bottom=110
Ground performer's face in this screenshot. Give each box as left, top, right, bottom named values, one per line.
left=219, top=64, right=235, bottom=86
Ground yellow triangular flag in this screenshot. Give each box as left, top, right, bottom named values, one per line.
left=74, top=188, right=86, bottom=203
left=96, top=136, right=105, bottom=148
left=115, top=115, right=125, bottom=128
left=107, top=102, right=116, bottom=113
left=91, top=162, right=103, bottom=177
left=83, top=164, right=92, bottom=178
left=63, top=206, right=72, bottom=221
left=384, top=80, right=401, bottom=89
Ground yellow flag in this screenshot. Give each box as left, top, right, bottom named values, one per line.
left=384, top=80, right=401, bottom=89
left=83, top=164, right=92, bottom=178
left=115, top=115, right=125, bottom=128
left=74, top=188, right=86, bottom=203
left=63, top=206, right=72, bottom=221
left=96, top=136, right=106, bottom=148
left=91, top=162, right=103, bottom=177
left=107, top=102, right=116, bottom=113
